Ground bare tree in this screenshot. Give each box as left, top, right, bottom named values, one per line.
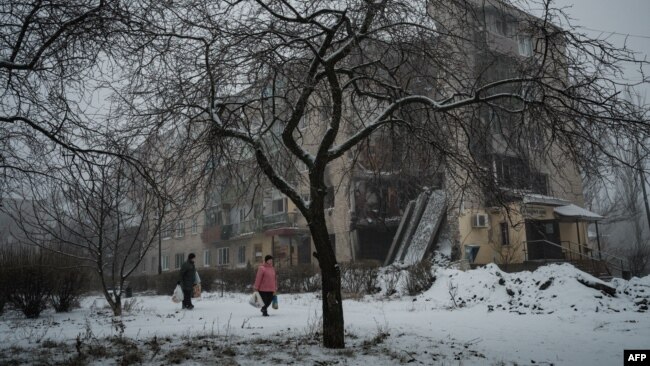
left=6, top=149, right=163, bottom=316
left=582, top=90, right=650, bottom=276
left=0, top=1, right=140, bottom=180
left=112, top=0, right=649, bottom=348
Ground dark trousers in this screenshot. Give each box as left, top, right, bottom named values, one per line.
left=259, top=291, right=273, bottom=314
left=182, top=288, right=193, bottom=308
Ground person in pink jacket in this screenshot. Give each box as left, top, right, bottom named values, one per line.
left=254, top=255, right=277, bottom=316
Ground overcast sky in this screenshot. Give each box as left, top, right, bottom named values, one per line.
left=554, top=0, right=650, bottom=99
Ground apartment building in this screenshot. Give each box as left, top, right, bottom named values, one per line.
left=141, top=0, right=606, bottom=274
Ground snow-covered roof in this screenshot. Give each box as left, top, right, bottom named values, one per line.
left=554, top=204, right=603, bottom=221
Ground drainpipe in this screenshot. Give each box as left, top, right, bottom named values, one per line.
left=575, top=219, right=581, bottom=256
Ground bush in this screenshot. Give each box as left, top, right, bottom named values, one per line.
left=340, top=261, right=380, bottom=296
left=126, top=274, right=157, bottom=293
left=276, top=264, right=320, bottom=293
left=7, top=249, right=54, bottom=318
left=0, top=254, right=10, bottom=315
left=49, top=256, right=89, bottom=312
left=0, top=268, right=8, bottom=315
left=126, top=264, right=321, bottom=295
left=154, top=271, right=182, bottom=295
left=405, top=257, right=435, bottom=296
left=381, top=265, right=402, bottom=297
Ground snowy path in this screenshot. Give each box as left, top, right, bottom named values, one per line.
left=1, top=263, right=648, bottom=365
left=0, top=290, right=647, bottom=365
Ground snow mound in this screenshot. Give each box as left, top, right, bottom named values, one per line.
left=404, top=263, right=649, bottom=315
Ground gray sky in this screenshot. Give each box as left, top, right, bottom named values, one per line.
left=554, top=0, right=650, bottom=99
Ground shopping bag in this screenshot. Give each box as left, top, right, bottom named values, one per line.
left=172, top=284, right=184, bottom=303
left=272, top=295, right=278, bottom=310
left=248, top=291, right=263, bottom=308
left=192, top=283, right=202, bottom=298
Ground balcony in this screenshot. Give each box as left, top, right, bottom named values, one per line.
left=262, top=212, right=298, bottom=230
left=221, top=219, right=261, bottom=240
left=217, top=212, right=299, bottom=240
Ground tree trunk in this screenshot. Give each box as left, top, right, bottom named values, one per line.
left=308, top=209, right=345, bottom=348
left=112, top=295, right=122, bottom=316
left=638, top=159, right=650, bottom=234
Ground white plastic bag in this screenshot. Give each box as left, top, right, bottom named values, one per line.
left=172, top=284, right=184, bottom=303
left=248, top=291, right=263, bottom=308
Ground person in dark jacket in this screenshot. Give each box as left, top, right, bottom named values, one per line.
left=179, top=253, right=197, bottom=309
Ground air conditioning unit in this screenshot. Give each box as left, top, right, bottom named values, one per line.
left=472, top=213, right=489, bottom=228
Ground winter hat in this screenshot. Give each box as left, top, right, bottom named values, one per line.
left=188, top=253, right=196, bottom=260
left=264, top=255, right=273, bottom=262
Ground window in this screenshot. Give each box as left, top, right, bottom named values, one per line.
left=191, top=218, right=198, bottom=235
left=240, top=208, right=247, bottom=222
left=487, top=12, right=514, bottom=37
left=517, top=35, right=533, bottom=57
left=175, top=253, right=185, bottom=269
left=217, top=247, right=230, bottom=265
left=162, top=255, right=169, bottom=271
left=204, top=250, right=212, bottom=267
left=205, top=209, right=222, bottom=227
left=238, top=246, right=246, bottom=264
left=176, top=221, right=185, bottom=238
left=254, top=244, right=263, bottom=263
left=162, top=224, right=172, bottom=240
left=272, top=197, right=286, bottom=214
left=500, top=223, right=510, bottom=246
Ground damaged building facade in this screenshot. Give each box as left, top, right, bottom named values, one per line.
left=141, top=0, right=613, bottom=275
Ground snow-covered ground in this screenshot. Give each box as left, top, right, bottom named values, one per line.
left=1, top=263, right=648, bottom=365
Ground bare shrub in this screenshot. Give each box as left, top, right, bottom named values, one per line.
left=0, top=250, right=10, bottom=314
left=4, top=247, right=54, bottom=318
left=447, top=280, right=461, bottom=309
left=125, top=274, right=156, bottom=293
left=154, top=271, right=184, bottom=295
left=215, top=267, right=255, bottom=293
left=382, top=266, right=402, bottom=297
left=405, top=258, right=435, bottom=296
left=196, top=268, right=221, bottom=292
left=49, top=255, right=89, bottom=313
left=276, top=265, right=320, bottom=293
left=341, top=261, right=381, bottom=297
left=302, top=272, right=321, bottom=293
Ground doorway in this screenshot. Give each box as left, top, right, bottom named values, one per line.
left=525, top=220, right=563, bottom=260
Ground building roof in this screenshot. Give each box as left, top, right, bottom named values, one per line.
left=554, top=204, right=603, bottom=221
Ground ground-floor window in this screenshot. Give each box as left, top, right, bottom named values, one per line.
left=500, top=222, right=510, bottom=246
left=204, top=250, right=211, bottom=267
left=175, top=253, right=185, bottom=269
left=254, top=244, right=263, bottom=263
left=162, top=255, right=169, bottom=271
left=238, top=246, right=246, bottom=264
left=218, top=247, right=230, bottom=265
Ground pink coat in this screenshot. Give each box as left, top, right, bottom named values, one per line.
left=254, top=263, right=277, bottom=292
